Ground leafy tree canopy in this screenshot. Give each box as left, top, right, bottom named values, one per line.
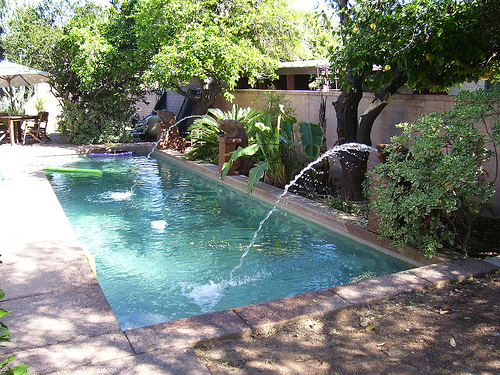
left=3, top=0, right=147, bottom=143
left=326, top=0, right=499, bottom=200
left=133, top=0, right=313, bottom=114
left=2, top=0, right=330, bottom=142
left=330, top=0, right=499, bottom=92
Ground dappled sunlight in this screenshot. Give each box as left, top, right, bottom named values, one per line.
left=197, top=272, right=500, bottom=374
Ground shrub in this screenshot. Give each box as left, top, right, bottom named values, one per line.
left=367, top=90, right=498, bottom=257
left=184, top=105, right=262, bottom=164
left=30, top=94, right=48, bottom=113
left=222, top=112, right=323, bottom=194
left=58, top=96, right=134, bottom=144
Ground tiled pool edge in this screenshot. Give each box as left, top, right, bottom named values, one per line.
left=153, top=149, right=443, bottom=267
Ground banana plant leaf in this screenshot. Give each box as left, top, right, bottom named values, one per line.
left=220, top=144, right=260, bottom=178
left=299, top=121, right=323, bottom=159
left=247, top=161, right=269, bottom=195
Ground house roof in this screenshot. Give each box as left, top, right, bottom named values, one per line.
left=277, top=60, right=330, bottom=75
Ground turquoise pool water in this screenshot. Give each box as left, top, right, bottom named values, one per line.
left=45, top=153, right=410, bottom=330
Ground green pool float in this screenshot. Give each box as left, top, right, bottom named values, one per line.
left=43, top=167, right=103, bottom=175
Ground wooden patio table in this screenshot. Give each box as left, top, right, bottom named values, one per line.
left=0, top=114, right=39, bottom=145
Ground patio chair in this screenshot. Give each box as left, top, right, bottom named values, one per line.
left=22, top=111, right=49, bottom=144
left=37, top=111, right=50, bottom=141
left=22, top=116, right=43, bottom=145
left=0, top=112, right=9, bottom=143
left=0, top=124, right=7, bottom=143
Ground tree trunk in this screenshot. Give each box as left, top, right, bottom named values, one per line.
left=357, top=70, right=408, bottom=146
left=192, top=86, right=221, bottom=115
left=333, top=70, right=365, bottom=200
left=330, top=0, right=410, bottom=201
left=196, top=77, right=223, bottom=116
left=176, top=77, right=223, bottom=117
left=333, top=69, right=408, bottom=200
left=338, top=150, right=369, bottom=200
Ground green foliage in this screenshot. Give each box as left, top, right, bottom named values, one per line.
left=188, top=98, right=323, bottom=194
left=2, top=0, right=334, bottom=143
left=220, top=113, right=287, bottom=188
left=253, top=91, right=296, bottom=121
left=220, top=143, right=259, bottom=178
left=217, top=93, right=324, bottom=193
left=58, top=98, right=133, bottom=144
left=368, top=91, right=499, bottom=257
left=254, top=114, right=290, bottom=187
left=0, top=290, right=11, bottom=343
left=185, top=105, right=262, bottom=164
left=299, top=121, right=323, bottom=159
left=30, top=94, right=47, bottom=113
left=330, top=0, right=499, bottom=93
left=135, top=0, right=307, bottom=114
left=0, top=287, right=28, bottom=375
left=247, top=161, right=268, bottom=195
left=0, top=355, right=28, bottom=375
left=299, top=10, right=339, bottom=60
left=4, top=0, right=147, bottom=144
left=221, top=112, right=323, bottom=193
left=0, top=86, right=33, bottom=115
left=452, top=89, right=500, bottom=145
left=327, top=0, right=500, bottom=200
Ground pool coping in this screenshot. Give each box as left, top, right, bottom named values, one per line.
left=1, top=142, right=499, bottom=374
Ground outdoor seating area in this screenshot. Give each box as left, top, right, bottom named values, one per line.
left=22, top=111, right=50, bottom=144
left=0, top=59, right=52, bottom=146
left=0, top=112, right=50, bottom=145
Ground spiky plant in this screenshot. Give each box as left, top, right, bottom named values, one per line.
left=184, top=105, right=262, bottom=164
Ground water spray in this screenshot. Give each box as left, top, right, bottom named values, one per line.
left=126, top=115, right=204, bottom=196
left=229, top=142, right=377, bottom=280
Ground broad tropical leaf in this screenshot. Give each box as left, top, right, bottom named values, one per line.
left=247, top=161, right=269, bottom=195
left=220, top=144, right=260, bottom=178
left=299, top=121, right=323, bottom=159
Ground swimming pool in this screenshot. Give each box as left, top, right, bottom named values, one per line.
left=45, top=153, right=410, bottom=330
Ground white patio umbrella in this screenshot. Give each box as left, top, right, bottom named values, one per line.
left=0, top=59, right=52, bottom=111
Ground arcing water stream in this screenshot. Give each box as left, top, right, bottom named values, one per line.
left=113, top=114, right=203, bottom=200
left=228, top=142, right=377, bottom=280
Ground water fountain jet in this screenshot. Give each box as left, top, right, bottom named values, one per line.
left=117, top=114, right=204, bottom=198
left=229, top=142, right=377, bottom=280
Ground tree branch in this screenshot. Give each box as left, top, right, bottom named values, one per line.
left=357, top=69, right=408, bottom=145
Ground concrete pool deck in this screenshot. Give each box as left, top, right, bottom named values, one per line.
left=1, top=142, right=499, bottom=374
